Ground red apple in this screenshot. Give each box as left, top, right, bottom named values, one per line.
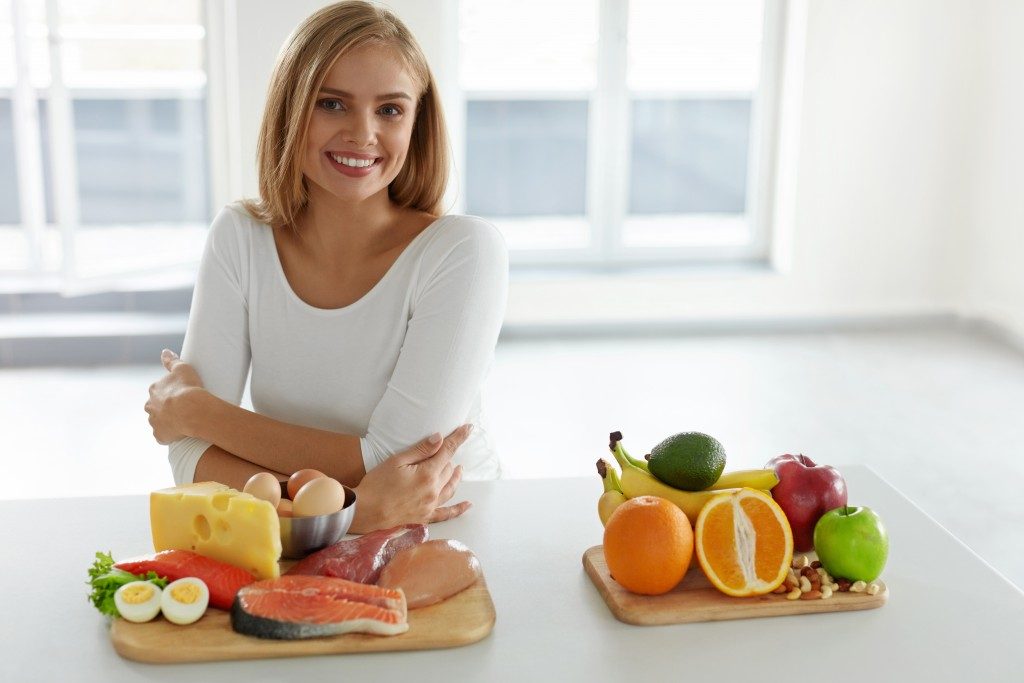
left=765, top=454, right=847, bottom=552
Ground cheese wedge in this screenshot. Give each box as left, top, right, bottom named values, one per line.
left=150, top=481, right=282, bottom=580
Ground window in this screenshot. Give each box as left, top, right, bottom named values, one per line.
left=0, top=0, right=210, bottom=286
left=458, top=0, right=780, bottom=265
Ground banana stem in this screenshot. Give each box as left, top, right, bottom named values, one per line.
left=600, top=459, right=623, bottom=493
left=609, top=431, right=649, bottom=471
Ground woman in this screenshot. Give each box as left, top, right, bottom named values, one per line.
left=144, top=1, right=508, bottom=534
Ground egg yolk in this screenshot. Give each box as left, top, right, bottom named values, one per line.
left=121, top=584, right=154, bottom=604
left=171, top=583, right=202, bottom=604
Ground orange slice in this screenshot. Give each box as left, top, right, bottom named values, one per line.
left=695, top=488, right=793, bottom=597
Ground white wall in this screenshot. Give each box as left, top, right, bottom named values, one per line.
left=961, top=0, right=1024, bottom=341
left=228, top=0, right=1019, bottom=335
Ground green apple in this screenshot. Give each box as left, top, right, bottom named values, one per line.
left=813, top=506, right=889, bottom=582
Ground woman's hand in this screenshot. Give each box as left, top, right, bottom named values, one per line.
left=351, top=425, right=474, bottom=533
left=145, top=349, right=206, bottom=444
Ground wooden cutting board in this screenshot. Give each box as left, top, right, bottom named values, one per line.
left=110, top=576, right=495, bottom=663
left=583, top=545, right=887, bottom=625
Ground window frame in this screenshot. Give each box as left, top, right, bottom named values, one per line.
left=455, top=0, right=787, bottom=270
left=0, top=0, right=221, bottom=293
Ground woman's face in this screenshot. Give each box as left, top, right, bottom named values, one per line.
left=302, top=43, right=420, bottom=208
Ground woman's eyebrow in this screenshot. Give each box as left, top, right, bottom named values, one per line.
left=319, top=87, right=413, bottom=101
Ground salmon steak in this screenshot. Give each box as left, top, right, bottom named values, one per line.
left=286, top=523, right=428, bottom=583
left=115, top=549, right=256, bottom=610
left=231, top=575, right=409, bottom=639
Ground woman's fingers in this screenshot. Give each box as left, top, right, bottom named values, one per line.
left=427, top=500, right=472, bottom=524
left=443, top=424, right=473, bottom=456
left=161, top=348, right=180, bottom=371
left=440, top=464, right=463, bottom=505
left=391, top=424, right=474, bottom=468
left=390, top=432, right=445, bottom=466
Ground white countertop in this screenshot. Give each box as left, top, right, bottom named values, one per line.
left=2, top=466, right=1022, bottom=682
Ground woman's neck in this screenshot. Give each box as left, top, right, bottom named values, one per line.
left=294, top=187, right=401, bottom=265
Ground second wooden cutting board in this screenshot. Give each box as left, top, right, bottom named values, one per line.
left=583, top=545, right=887, bottom=625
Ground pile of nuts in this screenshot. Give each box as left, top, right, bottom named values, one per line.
left=772, top=555, right=882, bottom=600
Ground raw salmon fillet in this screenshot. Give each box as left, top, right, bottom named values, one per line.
left=286, top=523, right=428, bottom=583
left=115, top=549, right=256, bottom=610
left=377, top=539, right=482, bottom=609
left=232, top=575, right=409, bottom=639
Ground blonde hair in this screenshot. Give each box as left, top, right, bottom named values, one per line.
left=241, top=1, right=450, bottom=228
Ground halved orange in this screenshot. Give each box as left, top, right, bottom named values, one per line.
left=695, top=488, right=793, bottom=597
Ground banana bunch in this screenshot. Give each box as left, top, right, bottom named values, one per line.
left=596, top=431, right=779, bottom=526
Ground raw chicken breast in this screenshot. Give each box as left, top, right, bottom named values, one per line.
left=376, top=539, right=482, bottom=609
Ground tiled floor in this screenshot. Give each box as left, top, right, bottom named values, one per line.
left=4, top=325, right=1022, bottom=589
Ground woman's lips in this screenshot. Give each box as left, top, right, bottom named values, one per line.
left=325, top=152, right=380, bottom=177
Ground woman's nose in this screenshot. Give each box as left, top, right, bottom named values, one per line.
left=343, top=110, right=376, bottom=147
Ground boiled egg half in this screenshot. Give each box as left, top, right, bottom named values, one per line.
left=114, top=581, right=162, bottom=623
left=160, top=577, right=209, bottom=625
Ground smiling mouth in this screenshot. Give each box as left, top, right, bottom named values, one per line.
left=327, top=152, right=380, bottom=168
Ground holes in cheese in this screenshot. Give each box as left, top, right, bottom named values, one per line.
left=194, top=514, right=212, bottom=541
left=151, top=482, right=282, bottom=580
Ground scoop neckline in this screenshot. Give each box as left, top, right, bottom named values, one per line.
left=266, top=214, right=450, bottom=316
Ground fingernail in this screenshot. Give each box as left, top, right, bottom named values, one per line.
left=428, top=432, right=442, bottom=445
left=465, top=424, right=474, bottom=434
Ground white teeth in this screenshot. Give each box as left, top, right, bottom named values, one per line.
left=330, top=154, right=375, bottom=168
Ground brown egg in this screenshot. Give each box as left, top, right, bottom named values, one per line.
left=287, top=468, right=326, bottom=499
left=277, top=498, right=293, bottom=517
left=292, top=477, right=345, bottom=517
left=243, top=472, right=282, bottom=508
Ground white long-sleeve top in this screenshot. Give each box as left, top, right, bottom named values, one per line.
left=168, top=202, right=509, bottom=485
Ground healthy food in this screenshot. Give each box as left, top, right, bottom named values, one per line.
left=115, top=549, right=257, bottom=610
left=695, top=488, right=793, bottom=597
left=243, top=472, right=282, bottom=508
left=813, top=506, right=889, bottom=582
left=231, top=575, right=409, bottom=639
left=287, top=523, right=428, bottom=583
left=603, top=495, right=693, bottom=595
left=765, top=454, right=848, bottom=551
left=87, top=550, right=168, bottom=618
left=287, top=468, right=327, bottom=499
left=596, top=459, right=627, bottom=526
left=150, top=481, right=282, bottom=579
left=377, top=539, right=482, bottom=609
left=113, top=581, right=163, bottom=623
left=609, top=432, right=752, bottom=522
left=772, top=555, right=883, bottom=599
left=647, top=431, right=727, bottom=491
left=292, top=475, right=346, bottom=517
left=160, top=577, right=210, bottom=625
left=706, top=469, right=780, bottom=491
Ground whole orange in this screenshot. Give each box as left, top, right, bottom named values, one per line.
left=602, top=495, right=694, bottom=595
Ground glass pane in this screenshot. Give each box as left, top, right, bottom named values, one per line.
left=460, top=0, right=598, bottom=91
left=35, top=98, right=210, bottom=225
left=60, top=38, right=205, bottom=88
left=0, top=98, right=20, bottom=224
left=466, top=100, right=588, bottom=218
left=58, top=0, right=201, bottom=24
left=628, top=0, right=764, bottom=92
left=0, top=0, right=13, bottom=86
left=629, top=98, right=750, bottom=215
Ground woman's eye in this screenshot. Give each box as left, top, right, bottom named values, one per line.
left=379, top=104, right=402, bottom=117
left=319, top=99, right=344, bottom=111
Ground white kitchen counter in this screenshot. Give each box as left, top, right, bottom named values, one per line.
left=2, top=466, right=1022, bottom=682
